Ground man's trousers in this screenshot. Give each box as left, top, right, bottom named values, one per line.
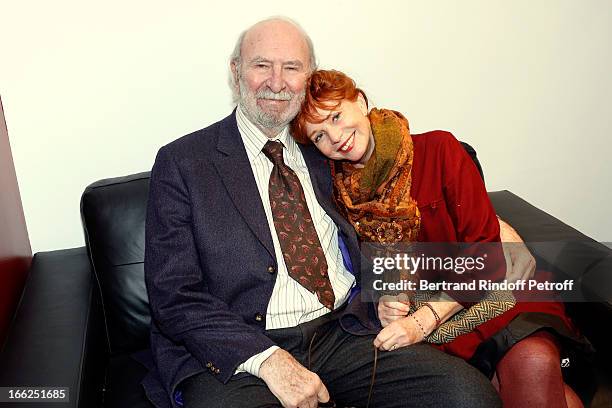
left=181, top=310, right=500, bottom=408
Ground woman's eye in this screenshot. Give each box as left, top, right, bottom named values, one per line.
left=332, top=112, right=341, bottom=122
left=313, top=133, right=324, bottom=143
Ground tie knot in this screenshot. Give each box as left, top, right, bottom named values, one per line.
left=262, top=140, right=285, bottom=165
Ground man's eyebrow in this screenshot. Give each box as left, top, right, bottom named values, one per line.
left=247, top=57, right=304, bottom=68
left=283, top=60, right=304, bottom=68
left=249, top=56, right=271, bottom=64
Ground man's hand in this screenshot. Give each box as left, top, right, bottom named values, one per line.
left=377, top=294, right=411, bottom=327
left=259, top=349, right=330, bottom=408
left=498, top=218, right=536, bottom=282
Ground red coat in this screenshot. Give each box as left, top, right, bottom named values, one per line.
left=409, top=130, right=572, bottom=360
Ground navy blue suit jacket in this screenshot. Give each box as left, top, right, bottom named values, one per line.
left=142, top=111, right=362, bottom=407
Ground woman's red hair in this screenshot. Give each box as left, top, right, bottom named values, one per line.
left=291, top=69, right=367, bottom=144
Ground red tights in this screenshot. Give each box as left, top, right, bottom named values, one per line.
left=492, top=331, right=582, bottom=408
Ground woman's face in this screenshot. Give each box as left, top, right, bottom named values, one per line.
left=304, top=93, right=373, bottom=165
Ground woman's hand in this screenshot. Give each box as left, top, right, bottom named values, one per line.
left=377, top=294, right=411, bottom=327
left=373, top=314, right=426, bottom=351
left=498, top=218, right=536, bottom=282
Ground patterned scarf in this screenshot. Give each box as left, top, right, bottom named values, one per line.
left=332, top=108, right=421, bottom=244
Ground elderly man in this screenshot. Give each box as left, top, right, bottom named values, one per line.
left=143, top=17, right=507, bottom=408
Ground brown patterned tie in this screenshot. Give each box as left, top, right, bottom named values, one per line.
left=263, top=140, right=336, bottom=310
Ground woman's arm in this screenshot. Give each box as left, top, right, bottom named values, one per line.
left=375, top=291, right=463, bottom=350
left=421, top=292, right=465, bottom=327
left=374, top=296, right=464, bottom=350
left=378, top=292, right=463, bottom=328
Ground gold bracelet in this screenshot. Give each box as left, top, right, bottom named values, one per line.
left=422, top=302, right=441, bottom=328
left=410, top=314, right=427, bottom=340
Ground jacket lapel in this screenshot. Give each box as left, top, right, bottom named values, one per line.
left=212, top=112, right=275, bottom=259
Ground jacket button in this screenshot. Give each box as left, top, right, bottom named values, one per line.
left=206, top=362, right=212, bottom=368
left=214, top=368, right=220, bottom=374
left=255, top=313, right=264, bottom=322
left=267, top=266, right=276, bottom=274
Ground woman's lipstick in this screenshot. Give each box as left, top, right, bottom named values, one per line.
left=338, top=131, right=355, bottom=153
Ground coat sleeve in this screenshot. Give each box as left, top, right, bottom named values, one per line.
left=439, top=133, right=506, bottom=304
left=144, top=146, right=276, bottom=384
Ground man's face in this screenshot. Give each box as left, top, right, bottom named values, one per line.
left=233, top=21, right=310, bottom=136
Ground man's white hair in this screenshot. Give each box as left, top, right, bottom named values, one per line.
left=228, top=16, right=317, bottom=103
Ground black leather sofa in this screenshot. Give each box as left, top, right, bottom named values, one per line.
left=1, top=169, right=611, bottom=408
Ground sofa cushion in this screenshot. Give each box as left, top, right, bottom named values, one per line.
left=581, top=255, right=612, bottom=304
left=81, top=172, right=151, bottom=354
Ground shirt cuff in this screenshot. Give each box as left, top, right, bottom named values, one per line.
left=234, top=345, right=280, bottom=377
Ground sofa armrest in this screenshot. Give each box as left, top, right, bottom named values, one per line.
left=0, top=247, right=107, bottom=408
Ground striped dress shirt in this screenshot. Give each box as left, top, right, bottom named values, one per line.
left=234, top=105, right=355, bottom=376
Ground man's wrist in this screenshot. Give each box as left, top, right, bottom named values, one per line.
left=259, top=348, right=291, bottom=381
left=236, top=345, right=280, bottom=378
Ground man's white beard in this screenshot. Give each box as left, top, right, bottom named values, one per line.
left=238, top=76, right=305, bottom=133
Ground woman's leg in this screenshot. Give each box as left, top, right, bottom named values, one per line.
left=494, top=331, right=582, bottom=408
left=564, top=383, right=584, bottom=408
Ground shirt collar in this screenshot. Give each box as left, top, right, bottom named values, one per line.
left=236, top=104, right=300, bottom=163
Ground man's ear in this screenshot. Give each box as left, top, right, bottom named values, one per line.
left=357, top=92, right=368, bottom=115
left=230, top=62, right=240, bottom=89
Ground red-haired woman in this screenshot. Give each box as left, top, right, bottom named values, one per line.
left=290, top=69, right=591, bottom=408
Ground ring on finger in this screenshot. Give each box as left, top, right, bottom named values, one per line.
left=391, top=344, right=398, bottom=351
